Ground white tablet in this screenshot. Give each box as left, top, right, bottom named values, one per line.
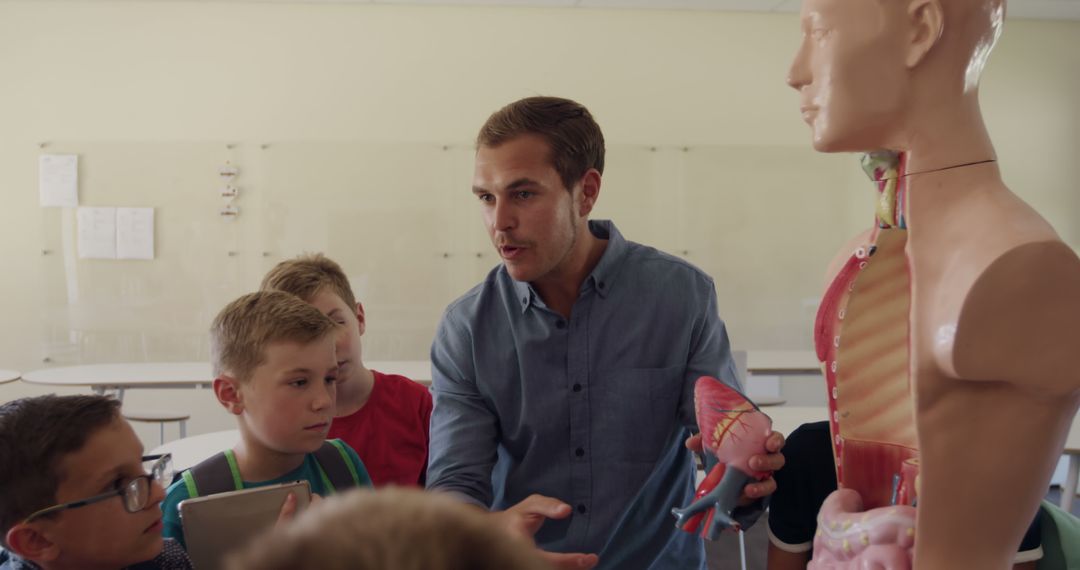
left=178, top=480, right=311, bottom=570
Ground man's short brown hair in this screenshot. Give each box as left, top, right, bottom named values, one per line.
left=260, top=253, right=357, bottom=309
left=0, top=395, right=122, bottom=548
left=210, top=290, right=338, bottom=382
left=227, top=488, right=550, bottom=570
left=477, top=96, right=606, bottom=191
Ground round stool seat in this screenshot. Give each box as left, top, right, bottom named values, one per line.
left=122, top=409, right=190, bottom=445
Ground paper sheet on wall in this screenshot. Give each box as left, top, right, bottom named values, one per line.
left=76, top=207, right=116, bottom=259
left=116, top=207, right=154, bottom=260
left=39, top=154, right=79, bottom=207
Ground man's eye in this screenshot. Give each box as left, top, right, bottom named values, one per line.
left=325, top=375, right=338, bottom=384
left=516, top=191, right=532, bottom=200
left=477, top=194, right=494, bottom=203
left=290, top=379, right=308, bottom=387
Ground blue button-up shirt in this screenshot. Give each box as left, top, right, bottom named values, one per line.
left=427, top=220, right=740, bottom=569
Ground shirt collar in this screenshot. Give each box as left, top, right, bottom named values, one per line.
left=511, top=219, right=627, bottom=313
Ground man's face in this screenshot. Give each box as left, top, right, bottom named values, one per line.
left=238, top=337, right=338, bottom=455
left=41, top=417, right=165, bottom=569
left=787, top=0, right=909, bottom=152
left=307, top=289, right=363, bottom=385
left=472, top=135, right=583, bottom=285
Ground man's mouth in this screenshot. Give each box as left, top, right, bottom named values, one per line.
left=499, top=245, right=525, bottom=259
left=304, top=422, right=329, bottom=431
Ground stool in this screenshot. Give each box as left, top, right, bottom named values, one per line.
left=122, top=410, right=190, bottom=446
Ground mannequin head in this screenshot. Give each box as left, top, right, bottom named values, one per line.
left=787, top=0, right=1004, bottom=157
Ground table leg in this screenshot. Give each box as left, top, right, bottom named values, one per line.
left=93, top=386, right=125, bottom=402
left=1063, top=453, right=1079, bottom=513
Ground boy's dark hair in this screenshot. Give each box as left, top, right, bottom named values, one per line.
left=477, top=96, right=606, bottom=192
left=0, top=394, right=121, bottom=547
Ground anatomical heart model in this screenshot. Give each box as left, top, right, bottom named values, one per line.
left=671, top=376, right=771, bottom=540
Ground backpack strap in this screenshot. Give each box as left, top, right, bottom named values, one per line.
left=181, top=449, right=244, bottom=498
left=312, top=440, right=361, bottom=493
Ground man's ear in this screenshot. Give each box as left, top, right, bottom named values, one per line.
left=213, top=376, right=244, bottom=415
left=577, top=169, right=602, bottom=218
left=906, top=0, right=944, bottom=68
left=355, top=302, right=366, bottom=337
left=6, top=523, right=60, bottom=563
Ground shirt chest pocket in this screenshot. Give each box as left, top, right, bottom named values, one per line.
left=591, top=365, right=685, bottom=464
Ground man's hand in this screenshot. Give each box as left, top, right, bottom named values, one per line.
left=685, top=430, right=786, bottom=505
left=495, top=494, right=599, bottom=569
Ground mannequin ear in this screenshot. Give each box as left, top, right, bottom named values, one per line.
left=214, top=376, right=244, bottom=415
left=906, top=0, right=944, bottom=68
left=6, top=523, right=60, bottom=563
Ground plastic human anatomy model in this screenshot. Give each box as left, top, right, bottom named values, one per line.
left=671, top=376, right=772, bottom=540
left=787, top=0, right=1080, bottom=567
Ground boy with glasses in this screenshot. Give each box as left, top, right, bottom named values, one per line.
left=0, top=394, right=191, bottom=570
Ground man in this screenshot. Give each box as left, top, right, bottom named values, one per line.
left=427, top=96, right=785, bottom=569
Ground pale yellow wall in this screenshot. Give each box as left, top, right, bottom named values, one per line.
left=0, top=2, right=1076, bottom=439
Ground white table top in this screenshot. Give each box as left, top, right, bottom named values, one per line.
left=149, top=429, right=240, bottom=471
left=746, top=350, right=821, bottom=375
left=22, top=362, right=213, bottom=389
left=0, top=370, right=20, bottom=384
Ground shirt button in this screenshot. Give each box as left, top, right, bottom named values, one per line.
left=598, top=281, right=605, bottom=289
left=521, top=297, right=528, bottom=305
left=556, top=320, right=566, bottom=329
left=575, top=447, right=585, bottom=457
left=572, top=383, right=582, bottom=392
left=577, top=504, right=588, bottom=514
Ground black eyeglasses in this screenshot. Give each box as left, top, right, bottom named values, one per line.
left=23, top=454, right=174, bottom=523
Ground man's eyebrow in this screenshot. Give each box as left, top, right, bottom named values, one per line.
left=505, top=178, right=541, bottom=190
left=472, top=178, right=541, bottom=195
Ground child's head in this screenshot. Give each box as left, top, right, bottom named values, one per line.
left=260, top=254, right=365, bottom=380
left=227, top=488, right=550, bottom=570
left=0, top=395, right=169, bottom=569
left=210, top=290, right=341, bottom=454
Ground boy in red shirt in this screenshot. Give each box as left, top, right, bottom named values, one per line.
left=261, top=254, right=432, bottom=487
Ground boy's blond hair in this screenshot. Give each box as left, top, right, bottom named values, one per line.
left=260, top=253, right=357, bottom=309
left=210, top=290, right=338, bottom=382
left=226, top=488, right=550, bottom=570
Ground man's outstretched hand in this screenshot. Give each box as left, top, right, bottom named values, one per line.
left=495, top=494, right=600, bottom=569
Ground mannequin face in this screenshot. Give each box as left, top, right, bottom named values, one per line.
left=787, top=0, right=911, bottom=152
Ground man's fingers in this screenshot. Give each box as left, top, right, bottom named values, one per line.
left=684, top=433, right=704, bottom=453
left=541, top=552, right=600, bottom=569
left=742, top=477, right=777, bottom=501
left=750, top=449, right=786, bottom=473
left=765, top=431, right=786, bottom=453
left=512, top=494, right=573, bottom=520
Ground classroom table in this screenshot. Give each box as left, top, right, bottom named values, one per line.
left=149, top=429, right=241, bottom=472
left=745, top=350, right=821, bottom=377
left=22, top=362, right=212, bottom=400
left=0, top=370, right=20, bottom=385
